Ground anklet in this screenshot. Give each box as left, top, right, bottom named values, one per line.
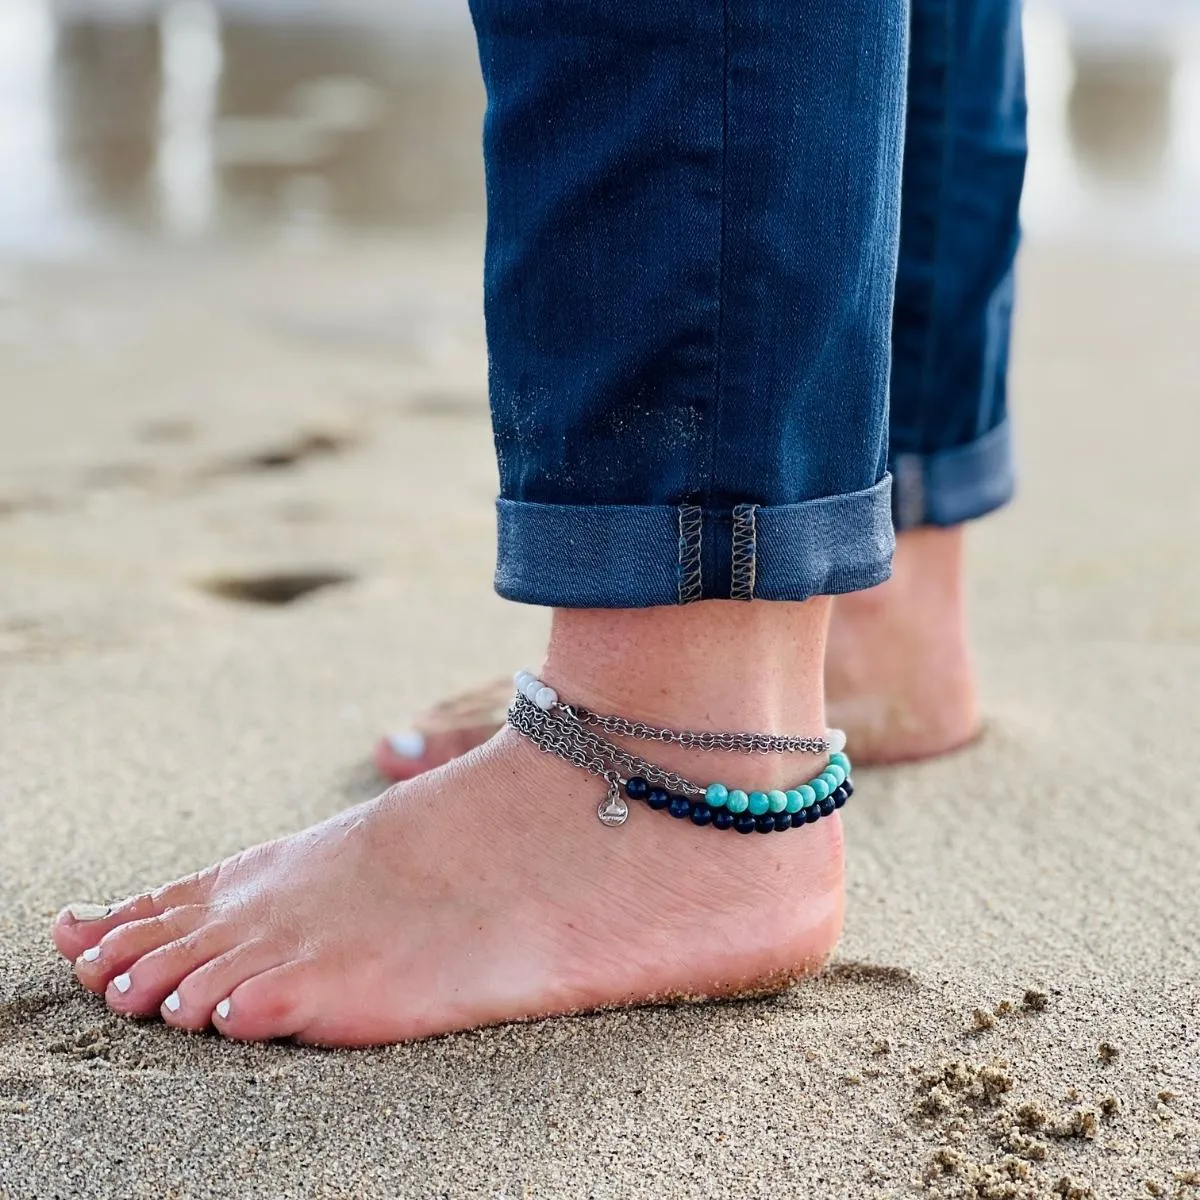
left=511, top=671, right=846, bottom=754
left=508, top=671, right=852, bottom=833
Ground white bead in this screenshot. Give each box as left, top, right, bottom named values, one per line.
left=534, top=686, right=558, bottom=711
left=522, top=678, right=543, bottom=701
left=826, top=727, right=847, bottom=754
left=513, top=669, right=533, bottom=690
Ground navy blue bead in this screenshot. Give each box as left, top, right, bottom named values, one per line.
left=790, top=811, right=807, bottom=828
left=832, top=786, right=847, bottom=808
left=754, top=814, right=775, bottom=834
left=646, top=787, right=671, bottom=810
left=712, top=810, right=735, bottom=831
left=819, top=797, right=836, bottom=817
left=625, top=776, right=649, bottom=800
left=690, top=802, right=713, bottom=826
left=842, top=778, right=854, bottom=798
left=805, top=805, right=822, bottom=823
left=734, top=814, right=757, bottom=835
left=668, top=795, right=692, bottom=819
left=773, top=812, right=792, bottom=832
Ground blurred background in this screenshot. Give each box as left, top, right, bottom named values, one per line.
left=1, top=0, right=1198, bottom=263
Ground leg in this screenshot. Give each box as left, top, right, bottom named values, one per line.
left=53, top=0, right=908, bottom=1045
left=826, top=0, right=1028, bottom=763
left=376, top=0, right=1026, bottom=780
left=377, top=0, right=912, bottom=782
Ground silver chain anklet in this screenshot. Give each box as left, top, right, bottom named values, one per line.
left=508, top=670, right=852, bottom=833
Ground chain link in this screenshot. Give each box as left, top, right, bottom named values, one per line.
left=508, top=695, right=706, bottom=796
left=563, top=705, right=829, bottom=755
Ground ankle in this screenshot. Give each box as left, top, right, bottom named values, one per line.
left=843, top=525, right=966, bottom=614
left=538, top=599, right=833, bottom=792
left=826, top=524, right=979, bottom=763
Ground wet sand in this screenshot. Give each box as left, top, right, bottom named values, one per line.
left=1, top=234, right=1198, bottom=1198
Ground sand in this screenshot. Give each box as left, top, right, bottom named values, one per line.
left=1, top=235, right=1198, bottom=1199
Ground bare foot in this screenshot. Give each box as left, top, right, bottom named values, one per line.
left=824, top=526, right=980, bottom=765
left=55, top=602, right=843, bottom=1046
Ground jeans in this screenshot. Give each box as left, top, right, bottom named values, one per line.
left=468, top=0, right=1027, bottom=607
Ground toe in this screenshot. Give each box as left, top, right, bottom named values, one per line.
left=374, top=725, right=502, bottom=783
left=373, top=732, right=432, bottom=782
left=161, top=940, right=282, bottom=1032
left=53, top=869, right=215, bottom=961
left=101, top=921, right=240, bottom=1018
left=54, top=894, right=154, bottom=962
left=74, top=905, right=208, bottom=995
left=211, top=962, right=314, bottom=1043
left=374, top=678, right=513, bottom=782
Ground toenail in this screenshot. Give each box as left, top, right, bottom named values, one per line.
left=387, top=731, right=426, bottom=758
left=164, top=992, right=181, bottom=1013
left=113, top=973, right=132, bottom=994
left=215, top=998, right=231, bottom=1020
left=80, top=946, right=101, bottom=963
left=67, top=903, right=112, bottom=922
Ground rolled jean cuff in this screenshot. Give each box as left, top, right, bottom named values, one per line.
left=890, top=419, right=1015, bottom=531
left=495, top=476, right=895, bottom=608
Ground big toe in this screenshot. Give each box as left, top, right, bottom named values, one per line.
left=52, top=871, right=214, bottom=961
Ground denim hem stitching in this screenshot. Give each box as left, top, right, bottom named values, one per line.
left=677, top=505, right=704, bottom=604
left=730, top=503, right=757, bottom=601
left=493, top=477, right=894, bottom=608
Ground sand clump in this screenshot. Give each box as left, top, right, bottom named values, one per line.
left=910, top=1019, right=1180, bottom=1200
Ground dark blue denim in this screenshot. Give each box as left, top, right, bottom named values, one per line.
left=890, top=0, right=1026, bottom=530
left=468, top=0, right=1025, bottom=607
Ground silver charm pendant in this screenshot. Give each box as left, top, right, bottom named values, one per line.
left=597, top=783, right=629, bottom=827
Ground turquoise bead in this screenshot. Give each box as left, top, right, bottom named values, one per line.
left=726, top=789, right=750, bottom=814
left=798, top=784, right=817, bottom=808
left=826, top=764, right=846, bottom=786
left=811, top=778, right=830, bottom=801
left=785, top=790, right=804, bottom=814
left=706, top=783, right=729, bottom=808
left=767, top=789, right=788, bottom=813
left=829, top=751, right=851, bottom=773
left=748, top=791, right=770, bottom=816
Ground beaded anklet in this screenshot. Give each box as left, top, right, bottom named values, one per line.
left=507, top=670, right=852, bottom=833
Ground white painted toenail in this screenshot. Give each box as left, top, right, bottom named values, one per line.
left=215, top=998, right=231, bottom=1020
left=67, top=903, right=112, bottom=922
left=164, top=992, right=181, bottom=1013
left=113, top=973, right=132, bottom=994
left=387, top=731, right=426, bottom=758
left=81, top=947, right=101, bottom=963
